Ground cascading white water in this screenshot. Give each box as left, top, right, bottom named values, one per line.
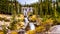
left=24, top=9, right=28, bottom=17
left=29, top=22, right=35, bottom=30
left=23, top=7, right=35, bottom=30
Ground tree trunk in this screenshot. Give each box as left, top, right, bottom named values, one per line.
left=45, top=0, right=48, bottom=16
left=54, top=3, right=57, bottom=17
left=49, top=0, right=52, bottom=15
left=40, top=0, right=43, bottom=17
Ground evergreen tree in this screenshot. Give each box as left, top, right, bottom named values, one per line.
left=40, top=0, right=43, bottom=17
left=45, top=0, right=48, bottom=16
left=0, top=0, right=8, bottom=14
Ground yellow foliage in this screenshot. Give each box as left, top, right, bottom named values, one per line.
left=26, top=30, right=36, bottom=34
left=56, top=17, right=60, bottom=23
left=19, top=14, right=24, bottom=21
left=36, top=18, right=42, bottom=24
left=42, top=18, right=54, bottom=26
left=36, top=26, right=45, bottom=32
left=15, top=22, right=25, bottom=30
left=16, top=24, right=21, bottom=30
left=19, top=22, right=25, bottom=27
left=45, top=18, right=54, bottom=25
left=10, top=31, right=18, bottom=34
left=19, top=18, right=24, bottom=21
left=19, top=14, right=24, bottom=17
left=0, top=31, right=4, bottom=34
left=28, top=12, right=32, bottom=16
left=29, top=16, right=32, bottom=21
left=31, top=15, right=37, bottom=21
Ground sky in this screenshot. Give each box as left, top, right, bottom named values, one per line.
left=17, top=0, right=38, bottom=5
left=17, top=0, right=56, bottom=5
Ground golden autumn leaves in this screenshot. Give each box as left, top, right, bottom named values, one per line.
left=0, top=14, right=54, bottom=34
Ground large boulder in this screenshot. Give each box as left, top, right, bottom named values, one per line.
left=48, top=25, right=60, bottom=34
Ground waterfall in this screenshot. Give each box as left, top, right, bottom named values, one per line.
left=23, top=7, right=35, bottom=30
left=29, top=22, right=35, bottom=30
left=24, top=17, right=29, bottom=28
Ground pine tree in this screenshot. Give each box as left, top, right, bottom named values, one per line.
left=49, top=0, right=52, bottom=15
left=0, top=0, right=8, bottom=14
left=40, top=0, right=43, bottom=17
left=45, top=0, right=48, bottom=16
